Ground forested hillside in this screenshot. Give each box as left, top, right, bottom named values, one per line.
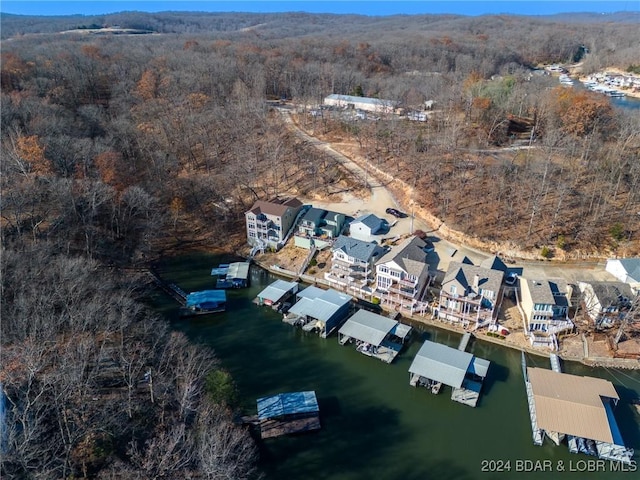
left=1, top=10, right=639, bottom=478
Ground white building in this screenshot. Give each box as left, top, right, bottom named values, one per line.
left=323, top=94, right=398, bottom=114
left=605, top=258, right=640, bottom=293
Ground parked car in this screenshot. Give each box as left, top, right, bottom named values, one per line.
left=386, top=207, right=408, bottom=218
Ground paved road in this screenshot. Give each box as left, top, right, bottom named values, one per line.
left=277, top=107, right=617, bottom=285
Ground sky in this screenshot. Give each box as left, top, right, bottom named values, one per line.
left=1, top=1, right=639, bottom=17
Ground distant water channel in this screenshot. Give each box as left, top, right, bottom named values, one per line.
left=152, top=253, right=640, bottom=480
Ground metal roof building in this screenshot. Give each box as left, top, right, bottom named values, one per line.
left=286, top=286, right=353, bottom=337
left=184, top=290, right=226, bottom=313
left=255, top=391, right=321, bottom=439
left=256, top=280, right=299, bottom=306
left=257, top=391, right=319, bottom=420
left=338, top=310, right=410, bottom=346
left=408, top=340, right=490, bottom=407
left=527, top=367, right=620, bottom=444
left=338, top=310, right=412, bottom=363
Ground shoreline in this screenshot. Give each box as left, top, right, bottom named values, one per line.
left=250, top=258, right=640, bottom=370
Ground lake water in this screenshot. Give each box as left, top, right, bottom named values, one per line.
left=153, top=253, right=640, bottom=480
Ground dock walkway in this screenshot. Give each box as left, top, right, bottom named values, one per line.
left=458, top=332, right=471, bottom=352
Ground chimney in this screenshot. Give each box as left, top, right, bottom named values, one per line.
left=473, top=274, right=480, bottom=290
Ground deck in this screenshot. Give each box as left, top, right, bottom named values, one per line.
left=259, top=413, right=321, bottom=439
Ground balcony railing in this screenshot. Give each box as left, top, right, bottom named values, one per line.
left=440, top=291, right=482, bottom=305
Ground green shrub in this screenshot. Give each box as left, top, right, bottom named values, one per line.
left=556, top=235, right=566, bottom=250
left=540, top=246, right=552, bottom=259
left=372, top=297, right=381, bottom=305
left=206, top=369, right=237, bottom=406
left=610, top=223, right=625, bottom=241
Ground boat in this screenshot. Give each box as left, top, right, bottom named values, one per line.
left=431, top=381, right=442, bottom=394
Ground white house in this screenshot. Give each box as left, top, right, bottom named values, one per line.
left=605, top=258, right=640, bottom=293
left=375, top=236, right=431, bottom=314
left=324, top=235, right=385, bottom=295
left=348, top=214, right=388, bottom=242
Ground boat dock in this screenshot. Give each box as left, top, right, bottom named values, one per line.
left=180, top=289, right=227, bottom=317
left=408, top=339, right=490, bottom=408
left=251, top=391, right=321, bottom=439
left=522, top=352, right=634, bottom=464
left=211, top=262, right=250, bottom=289
left=338, top=310, right=412, bottom=364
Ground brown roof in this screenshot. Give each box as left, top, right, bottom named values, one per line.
left=527, top=367, right=619, bottom=443
left=248, top=197, right=302, bottom=217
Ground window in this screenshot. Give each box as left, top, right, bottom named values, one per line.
left=249, top=232, right=256, bottom=238
left=248, top=223, right=256, bottom=230
left=450, top=285, right=457, bottom=295
left=379, top=265, right=389, bottom=274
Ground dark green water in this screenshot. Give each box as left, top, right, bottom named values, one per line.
left=153, top=253, right=640, bottom=480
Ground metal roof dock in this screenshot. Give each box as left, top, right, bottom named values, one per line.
left=212, top=262, right=250, bottom=288
left=254, top=391, right=321, bottom=439
left=338, top=310, right=412, bottom=363
left=522, top=353, right=634, bottom=464
left=408, top=339, right=490, bottom=407
left=255, top=280, right=299, bottom=306
left=284, top=286, right=353, bottom=338
left=181, top=290, right=226, bottom=317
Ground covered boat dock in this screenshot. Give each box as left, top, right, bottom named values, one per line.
left=337, top=310, right=412, bottom=363
left=255, top=391, right=321, bottom=439
left=522, top=358, right=634, bottom=465
left=284, top=286, right=353, bottom=338
left=181, top=289, right=227, bottom=316
left=255, top=279, right=299, bottom=308
left=212, top=262, right=250, bottom=288
left=408, top=340, right=490, bottom=407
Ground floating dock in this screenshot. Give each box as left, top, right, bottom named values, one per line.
left=252, top=391, right=321, bottom=439
left=338, top=310, right=412, bottom=363
left=408, top=337, right=490, bottom=408
left=180, top=289, right=227, bottom=317
left=212, top=262, right=250, bottom=288
left=522, top=352, right=634, bottom=464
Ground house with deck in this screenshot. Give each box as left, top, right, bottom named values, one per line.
left=375, top=236, right=431, bottom=315
left=294, top=207, right=346, bottom=250
left=324, top=235, right=386, bottom=295
left=577, top=281, right=635, bottom=329
left=245, top=197, right=304, bottom=251
left=348, top=214, right=388, bottom=242
left=438, top=261, right=504, bottom=329
left=283, top=286, right=353, bottom=337
left=520, top=278, right=573, bottom=349
left=338, top=309, right=412, bottom=363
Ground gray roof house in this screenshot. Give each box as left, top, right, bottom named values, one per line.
left=294, top=207, right=346, bottom=250
left=349, top=214, right=388, bottom=242
left=438, top=261, right=504, bottom=329
left=325, top=235, right=386, bottom=294
left=375, top=236, right=431, bottom=315
left=520, top=278, right=573, bottom=349
left=577, top=281, right=635, bottom=328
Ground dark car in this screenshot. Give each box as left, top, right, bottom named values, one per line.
left=386, top=207, right=408, bottom=218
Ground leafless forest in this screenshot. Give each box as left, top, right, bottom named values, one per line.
left=1, top=10, right=640, bottom=478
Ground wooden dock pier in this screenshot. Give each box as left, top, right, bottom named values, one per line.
left=146, top=269, right=186, bottom=306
